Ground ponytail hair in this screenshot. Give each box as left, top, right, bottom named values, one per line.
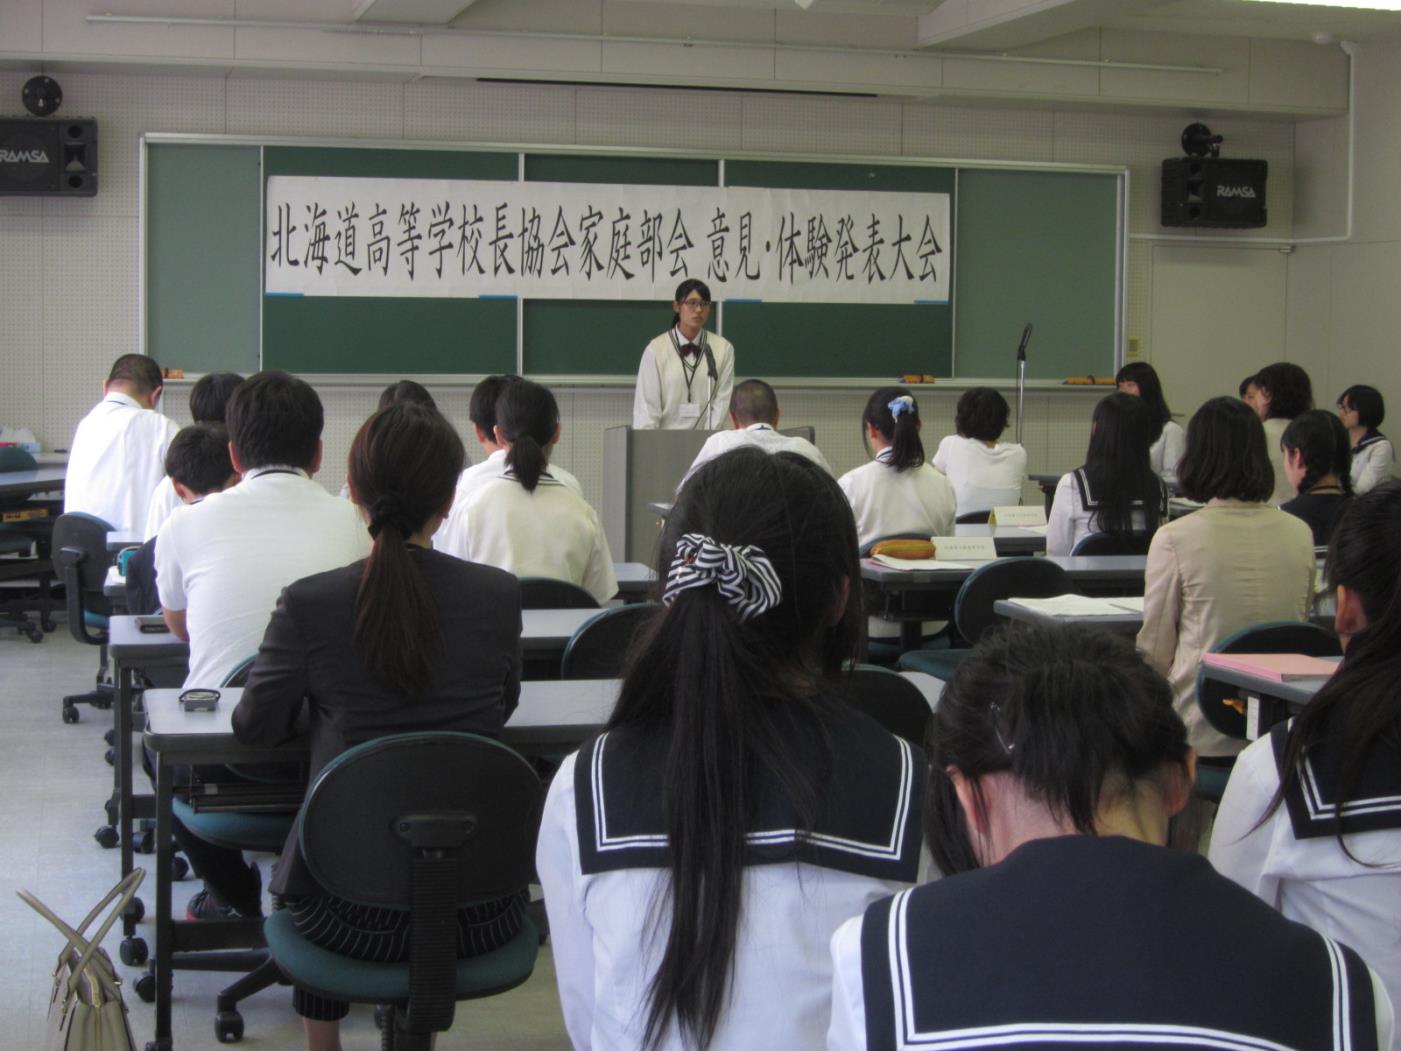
left=496, top=379, right=559, bottom=493
left=611, top=448, right=861, bottom=1050
left=347, top=403, right=465, bottom=696
left=1281, top=410, right=1352, bottom=496
left=927, top=622, right=1190, bottom=875
left=863, top=386, right=924, bottom=472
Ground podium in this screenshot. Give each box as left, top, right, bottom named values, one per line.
left=602, top=426, right=714, bottom=563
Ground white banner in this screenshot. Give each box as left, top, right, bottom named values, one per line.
left=264, top=176, right=950, bottom=305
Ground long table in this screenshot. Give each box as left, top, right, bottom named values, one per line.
left=1196, top=658, right=1337, bottom=739
left=0, top=464, right=65, bottom=499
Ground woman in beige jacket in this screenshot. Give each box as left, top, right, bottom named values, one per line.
left=1137, top=397, right=1316, bottom=763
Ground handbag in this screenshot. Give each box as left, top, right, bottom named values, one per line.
left=17, top=868, right=143, bottom=1051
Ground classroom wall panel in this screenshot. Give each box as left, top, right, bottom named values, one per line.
left=405, top=81, right=578, bottom=146
left=1327, top=241, right=1401, bottom=415
left=226, top=78, right=405, bottom=138
left=0, top=212, right=46, bottom=437
left=739, top=94, right=903, bottom=156
left=1291, top=114, right=1348, bottom=240
left=575, top=86, right=743, bottom=152
left=901, top=103, right=1054, bottom=164
left=39, top=0, right=235, bottom=61
left=1249, top=39, right=1349, bottom=113
left=1099, top=32, right=1252, bottom=108
left=0, top=2, right=42, bottom=54
left=1283, top=246, right=1336, bottom=400
left=1349, top=34, right=1401, bottom=245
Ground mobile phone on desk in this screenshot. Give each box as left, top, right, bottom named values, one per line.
left=179, top=689, right=220, bottom=712
left=135, top=615, right=168, bottom=634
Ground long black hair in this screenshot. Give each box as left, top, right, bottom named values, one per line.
left=927, top=622, right=1191, bottom=875
left=1281, top=410, right=1352, bottom=496
left=863, top=386, right=924, bottom=472
left=609, top=447, right=862, bottom=1050
left=1253, top=362, right=1314, bottom=420
left=1265, top=483, right=1401, bottom=859
left=495, top=379, right=558, bottom=493
left=1082, top=392, right=1164, bottom=537
left=1115, top=361, right=1172, bottom=444
left=347, top=403, right=464, bottom=696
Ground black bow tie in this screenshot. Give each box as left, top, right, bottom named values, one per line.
left=681, top=343, right=700, bottom=359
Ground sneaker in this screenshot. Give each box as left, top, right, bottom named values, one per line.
left=185, top=863, right=262, bottom=921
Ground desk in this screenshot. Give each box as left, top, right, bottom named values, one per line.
left=0, top=464, right=65, bottom=499
left=107, top=528, right=142, bottom=552
left=521, top=607, right=603, bottom=655
left=1196, top=658, right=1337, bottom=740
left=1029, top=472, right=1061, bottom=515
left=105, top=564, right=126, bottom=599
left=953, top=523, right=1047, bottom=556
left=612, top=561, right=655, bottom=602
left=992, top=598, right=1142, bottom=635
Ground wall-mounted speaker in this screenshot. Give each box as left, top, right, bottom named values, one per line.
left=1161, top=157, right=1266, bottom=229
left=0, top=118, right=98, bottom=197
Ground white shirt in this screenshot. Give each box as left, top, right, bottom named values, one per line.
left=678, top=422, right=831, bottom=491
left=1211, top=732, right=1401, bottom=1050
left=64, top=392, right=180, bottom=533
left=154, top=468, right=370, bottom=688
left=838, top=450, right=957, bottom=549
left=439, top=472, right=616, bottom=604
left=1263, top=417, right=1294, bottom=506
left=142, top=475, right=183, bottom=541
left=537, top=750, right=910, bottom=1051
left=931, top=434, right=1027, bottom=515
left=633, top=329, right=735, bottom=430
left=1149, top=419, right=1186, bottom=486
left=432, top=449, right=583, bottom=548
left=1044, top=470, right=1158, bottom=557
left=1351, top=434, right=1396, bottom=495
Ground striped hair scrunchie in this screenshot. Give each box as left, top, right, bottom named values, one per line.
left=663, top=533, right=782, bottom=623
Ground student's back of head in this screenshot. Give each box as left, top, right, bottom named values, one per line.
left=496, top=379, right=558, bottom=492
left=729, top=378, right=778, bottom=427
left=469, top=374, right=520, bottom=442
left=1084, top=392, right=1163, bottom=536
left=225, top=370, right=323, bottom=472
left=165, top=423, right=235, bottom=499
left=1177, top=397, right=1274, bottom=504
left=1281, top=410, right=1352, bottom=495
left=864, top=386, right=924, bottom=472
left=347, top=403, right=465, bottom=696
left=107, top=353, right=164, bottom=396
left=955, top=387, right=1010, bottom=443
left=376, top=379, right=437, bottom=412
left=1252, top=362, right=1314, bottom=420
left=188, top=373, right=245, bottom=424
left=1114, top=361, right=1171, bottom=443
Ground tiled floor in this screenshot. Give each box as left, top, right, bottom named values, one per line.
left=0, top=625, right=570, bottom=1050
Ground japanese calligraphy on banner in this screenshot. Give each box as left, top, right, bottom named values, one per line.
left=264, top=176, right=951, bottom=304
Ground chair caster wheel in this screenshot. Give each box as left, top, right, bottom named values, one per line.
left=135, top=972, right=156, bottom=1003
left=104, top=729, right=115, bottom=746
left=214, top=1010, right=244, bottom=1043
left=105, top=748, right=116, bottom=766
left=94, top=825, right=118, bottom=849
left=119, top=937, right=148, bottom=966
left=170, top=855, right=190, bottom=881
left=28, top=629, right=42, bottom=643
left=42, top=617, right=55, bottom=632
left=125, top=896, right=145, bottom=923
left=137, top=828, right=156, bottom=854
left=62, top=705, right=79, bottom=724
left=374, top=1004, right=390, bottom=1031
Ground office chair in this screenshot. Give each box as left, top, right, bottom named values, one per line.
left=560, top=603, right=660, bottom=678
left=518, top=577, right=600, bottom=610
left=1071, top=531, right=1152, bottom=556
left=0, top=447, right=58, bottom=641
left=263, top=732, right=541, bottom=1051
left=898, top=557, right=1072, bottom=680
left=835, top=664, right=933, bottom=747
left=53, top=512, right=117, bottom=723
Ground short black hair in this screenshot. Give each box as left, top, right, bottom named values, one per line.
left=225, top=370, right=323, bottom=471
left=955, top=387, right=1010, bottom=442
left=1338, top=384, right=1385, bottom=429
left=107, top=354, right=163, bottom=394
left=468, top=374, right=520, bottom=434
left=164, top=423, right=233, bottom=496
left=377, top=379, right=437, bottom=412
left=188, top=372, right=245, bottom=424
left=1253, top=362, right=1314, bottom=420
left=729, top=379, right=778, bottom=426
left=1178, top=397, right=1274, bottom=503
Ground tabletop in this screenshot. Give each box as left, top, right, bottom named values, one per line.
left=992, top=597, right=1142, bottom=635
left=0, top=465, right=66, bottom=498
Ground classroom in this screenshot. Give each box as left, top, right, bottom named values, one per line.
left=3, top=1, right=1401, bottom=1049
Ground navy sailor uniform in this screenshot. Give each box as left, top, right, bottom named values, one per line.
left=833, top=835, right=1391, bottom=1051
left=1046, top=467, right=1167, bottom=556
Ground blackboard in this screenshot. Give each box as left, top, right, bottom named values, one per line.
left=144, top=138, right=1122, bottom=381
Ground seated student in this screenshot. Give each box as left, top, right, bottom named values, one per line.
left=537, top=449, right=926, bottom=1051
left=64, top=353, right=179, bottom=533
left=1246, top=361, right=1315, bottom=505
left=678, top=378, right=831, bottom=490
left=932, top=387, right=1027, bottom=515
left=336, top=379, right=438, bottom=500
left=829, top=622, right=1393, bottom=1051
left=1046, top=392, right=1167, bottom=556
left=125, top=423, right=238, bottom=616
left=453, top=373, right=582, bottom=499
left=1337, top=384, right=1395, bottom=495
left=233, top=403, right=523, bottom=1051
left=143, top=371, right=244, bottom=539
left=1279, top=410, right=1354, bottom=546
left=439, top=379, right=616, bottom=604
left=1210, top=482, right=1401, bottom=1038
left=1116, top=361, right=1184, bottom=485
left=155, top=370, right=369, bottom=920
left=1137, top=397, right=1315, bottom=763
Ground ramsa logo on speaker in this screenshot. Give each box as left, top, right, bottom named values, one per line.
left=0, top=148, right=49, bottom=164
left=1217, top=185, right=1257, bottom=199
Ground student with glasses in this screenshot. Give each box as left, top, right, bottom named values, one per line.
left=633, top=278, right=735, bottom=430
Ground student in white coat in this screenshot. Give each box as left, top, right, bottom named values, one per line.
left=1211, top=482, right=1401, bottom=1043
left=143, top=371, right=244, bottom=539
left=64, top=353, right=180, bottom=533
left=1116, top=361, right=1185, bottom=486
left=931, top=388, right=1027, bottom=516
left=677, top=378, right=831, bottom=490
left=1336, top=384, right=1395, bottom=495
left=537, top=449, right=925, bottom=1051
left=443, top=379, right=616, bottom=604
left=633, top=278, right=734, bottom=431
left=830, top=621, right=1393, bottom=1051
left=1045, top=392, right=1167, bottom=557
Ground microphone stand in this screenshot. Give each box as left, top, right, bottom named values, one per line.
left=1015, top=323, right=1032, bottom=445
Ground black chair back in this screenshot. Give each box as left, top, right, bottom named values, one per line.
left=953, top=557, right=1072, bottom=645
left=1071, top=531, right=1152, bottom=556
left=955, top=510, right=992, bottom=525
left=778, top=425, right=816, bottom=443
left=0, top=448, right=38, bottom=471
left=53, top=512, right=114, bottom=644
left=835, top=665, right=932, bottom=747
left=1196, top=621, right=1341, bottom=739
left=518, top=577, right=600, bottom=610
left=560, top=604, right=660, bottom=679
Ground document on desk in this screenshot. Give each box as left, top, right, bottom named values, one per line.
left=1004, top=594, right=1145, bottom=616
left=871, top=555, right=981, bottom=571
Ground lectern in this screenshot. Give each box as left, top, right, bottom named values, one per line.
left=602, top=427, right=714, bottom=563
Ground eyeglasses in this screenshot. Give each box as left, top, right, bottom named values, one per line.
left=679, top=298, right=711, bottom=309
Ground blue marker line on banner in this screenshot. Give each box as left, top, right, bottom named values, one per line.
left=913, top=299, right=949, bottom=305
left=264, top=292, right=304, bottom=297
left=725, top=297, right=763, bottom=304
left=479, top=294, right=518, bottom=299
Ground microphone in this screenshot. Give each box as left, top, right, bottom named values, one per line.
left=700, top=331, right=717, bottom=381
left=1017, top=323, right=1033, bottom=363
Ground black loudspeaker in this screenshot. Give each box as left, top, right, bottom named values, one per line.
left=0, top=118, right=98, bottom=197
left=1161, top=157, right=1266, bottom=228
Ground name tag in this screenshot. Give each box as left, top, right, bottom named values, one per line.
left=678, top=402, right=701, bottom=420
left=931, top=536, right=997, bottom=561
left=988, top=505, right=1047, bottom=527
